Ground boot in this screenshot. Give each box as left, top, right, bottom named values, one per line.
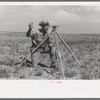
left=50, top=63, right=56, bottom=69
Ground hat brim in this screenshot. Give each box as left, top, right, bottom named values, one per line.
left=39, top=22, right=50, bottom=27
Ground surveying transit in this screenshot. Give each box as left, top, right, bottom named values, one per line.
left=15, top=24, right=82, bottom=80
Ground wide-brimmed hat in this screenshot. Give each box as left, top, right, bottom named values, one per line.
left=39, top=21, right=49, bottom=27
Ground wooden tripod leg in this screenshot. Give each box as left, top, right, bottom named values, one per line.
left=55, top=32, right=82, bottom=66
left=55, top=32, right=66, bottom=80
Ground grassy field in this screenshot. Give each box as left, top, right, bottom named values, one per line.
left=0, top=31, right=100, bottom=79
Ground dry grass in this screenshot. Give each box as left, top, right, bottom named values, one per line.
left=0, top=32, right=100, bottom=79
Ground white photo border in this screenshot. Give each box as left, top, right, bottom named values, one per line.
left=0, top=2, right=100, bottom=98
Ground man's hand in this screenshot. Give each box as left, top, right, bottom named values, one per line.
left=28, top=22, right=33, bottom=29
left=52, top=26, right=57, bottom=32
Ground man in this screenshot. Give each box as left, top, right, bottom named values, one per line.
left=26, top=21, right=57, bottom=69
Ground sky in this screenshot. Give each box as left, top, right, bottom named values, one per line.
left=0, top=5, right=100, bottom=33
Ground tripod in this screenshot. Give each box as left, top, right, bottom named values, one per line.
left=50, top=26, right=82, bottom=79
left=15, top=26, right=82, bottom=79
left=52, top=26, right=65, bottom=79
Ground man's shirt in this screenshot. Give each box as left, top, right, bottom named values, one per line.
left=26, top=28, right=53, bottom=48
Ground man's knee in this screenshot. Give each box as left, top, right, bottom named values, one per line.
left=31, top=51, right=40, bottom=68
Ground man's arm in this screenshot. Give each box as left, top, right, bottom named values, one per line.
left=26, top=23, right=33, bottom=37
left=26, top=28, right=32, bottom=37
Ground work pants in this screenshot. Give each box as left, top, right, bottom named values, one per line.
left=30, top=46, right=57, bottom=68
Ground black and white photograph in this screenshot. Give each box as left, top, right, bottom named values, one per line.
left=1, top=3, right=100, bottom=80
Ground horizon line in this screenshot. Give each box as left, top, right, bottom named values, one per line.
left=0, top=30, right=100, bottom=34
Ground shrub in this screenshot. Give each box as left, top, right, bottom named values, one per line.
left=0, top=68, right=10, bottom=78
left=64, top=69, right=77, bottom=78
left=0, top=55, right=14, bottom=66
left=34, top=69, right=43, bottom=76
left=80, top=71, right=90, bottom=80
